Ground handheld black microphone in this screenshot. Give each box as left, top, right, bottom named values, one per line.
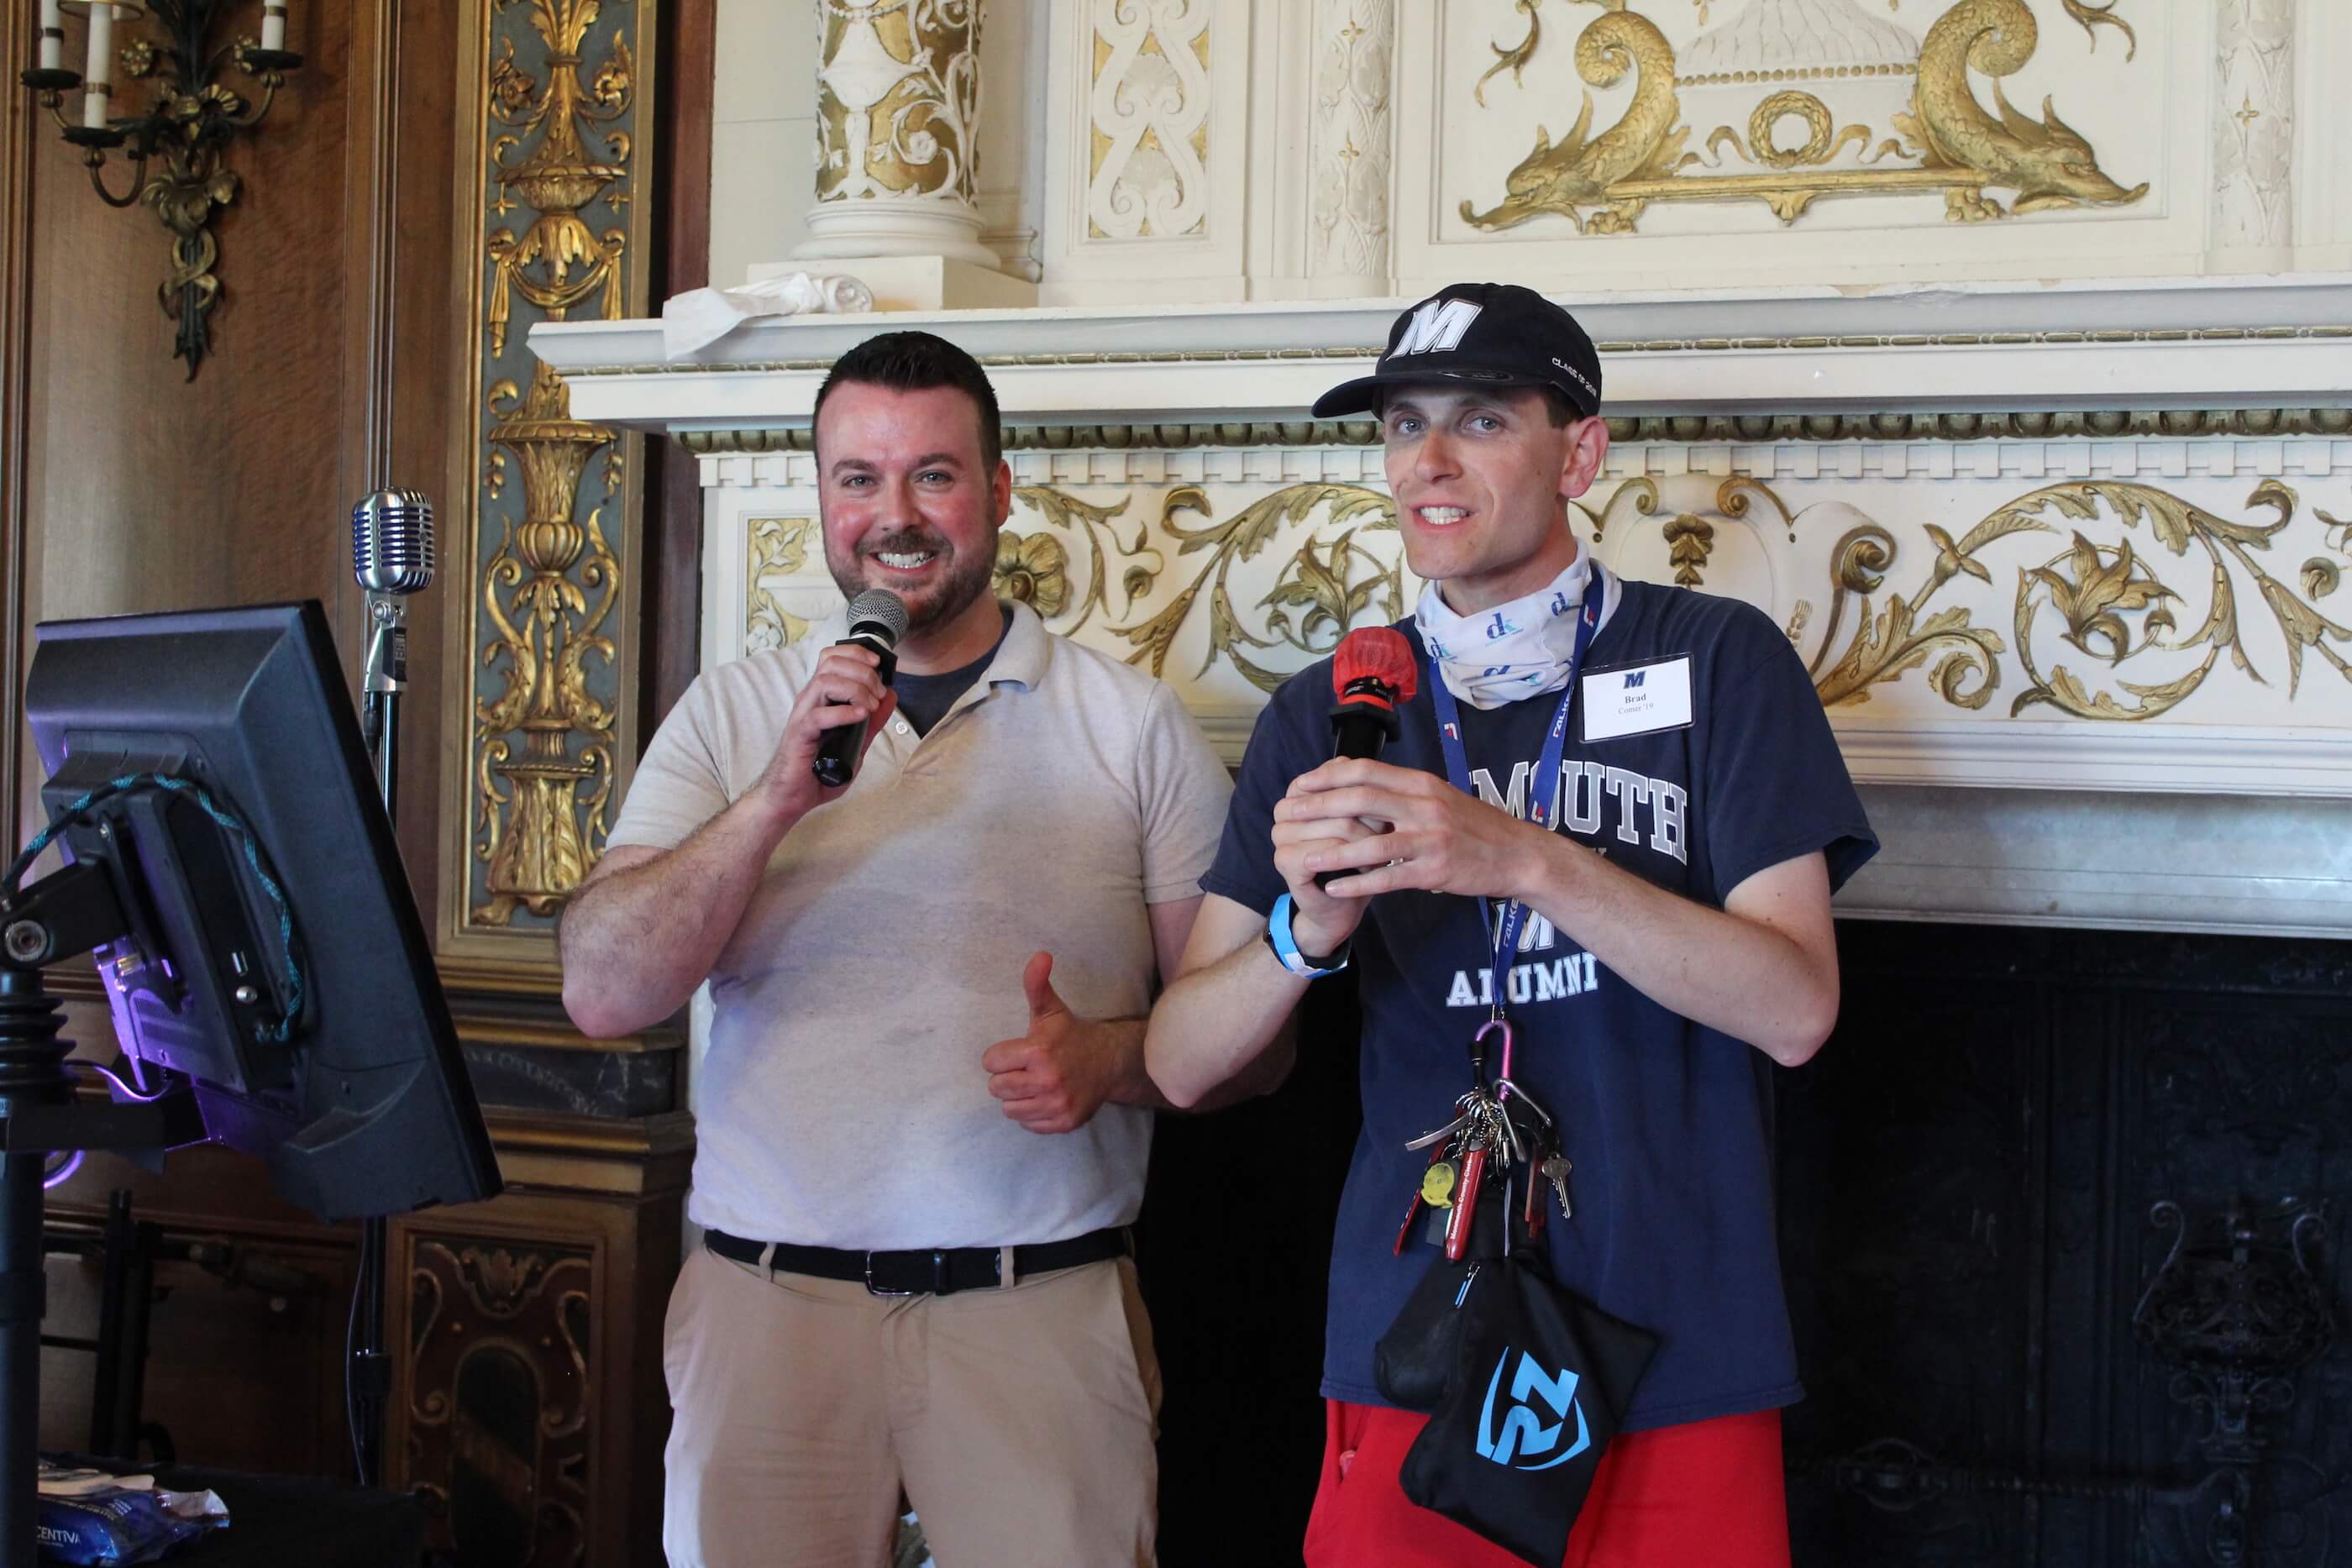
left=1317, top=627, right=1419, bottom=889
left=811, top=589, right=910, bottom=789
left=1329, top=626, right=1417, bottom=760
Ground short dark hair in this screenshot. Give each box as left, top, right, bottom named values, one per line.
left=812, top=330, right=1004, bottom=470
left=1373, top=383, right=1581, bottom=430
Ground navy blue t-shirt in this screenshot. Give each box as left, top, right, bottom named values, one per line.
left=1201, top=574, right=1877, bottom=1431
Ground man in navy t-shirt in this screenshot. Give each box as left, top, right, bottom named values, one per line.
left=1145, top=283, right=1876, bottom=1568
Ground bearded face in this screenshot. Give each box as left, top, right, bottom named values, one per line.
left=815, top=380, right=1011, bottom=638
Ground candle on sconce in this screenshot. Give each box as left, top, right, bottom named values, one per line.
left=80, top=1, right=113, bottom=129
left=260, top=0, right=286, bottom=52
left=38, top=0, right=65, bottom=71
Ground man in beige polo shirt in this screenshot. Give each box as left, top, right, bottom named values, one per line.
left=559, top=331, right=1242, bottom=1567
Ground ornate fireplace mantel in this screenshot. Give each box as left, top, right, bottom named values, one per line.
left=532, top=275, right=2352, bottom=936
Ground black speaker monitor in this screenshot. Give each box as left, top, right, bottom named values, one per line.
left=15, top=599, right=500, bottom=1219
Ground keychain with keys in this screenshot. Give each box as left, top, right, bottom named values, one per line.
left=1396, top=1093, right=1482, bottom=1253
left=1487, top=1018, right=1578, bottom=1226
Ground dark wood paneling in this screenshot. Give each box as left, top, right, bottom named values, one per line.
left=2, top=0, right=470, bottom=1480
left=647, top=0, right=715, bottom=732
left=41, top=1142, right=361, bottom=1476
left=380, top=0, right=463, bottom=931
left=6, top=2, right=466, bottom=896
left=389, top=1172, right=685, bottom=1568
left=2, top=7, right=34, bottom=845
left=20, top=5, right=360, bottom=625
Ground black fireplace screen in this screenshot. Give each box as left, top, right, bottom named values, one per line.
left=1779, top=922, right=2352, bottom=1568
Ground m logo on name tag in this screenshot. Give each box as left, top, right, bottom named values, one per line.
left=1582, top=656, right=1693, bottom=741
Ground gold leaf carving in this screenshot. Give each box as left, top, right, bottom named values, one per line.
left=748, top=517, right=820, bottom=653
left=2002, top=481, right=2352, bottom=717
left=2026, top=532, right=2178, bottom=662
left=994, top=531, right=1070, bottom=618
left=1898, top=0, right=2146, bottom=218
left=469, top=0, right=637, bottom=930
left=1462, top=8, right=1683, bottom=234
left=1661, top=516, right=1714, bottom=586
left=814, top=0, right=979, bottom=205
left=1113, top=485, right=1398, bottom=693
left=1010, top=487, right=1157, bottom=635
left=2060, top=0, right=2135, bottom=60
left=1813, top=524, right=2008, bottom=710
left=1467, top=0, right=2143, bottom=232
left=1474, top=0, right=1546, bottom=108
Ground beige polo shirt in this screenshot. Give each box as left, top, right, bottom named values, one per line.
left=606, top=601, right=1231, bottom=1250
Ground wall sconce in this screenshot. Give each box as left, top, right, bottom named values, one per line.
left=19, top=1, right=302, bottom=380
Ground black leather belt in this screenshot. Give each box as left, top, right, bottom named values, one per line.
left=705, top=1225, right=1128, bottom=1297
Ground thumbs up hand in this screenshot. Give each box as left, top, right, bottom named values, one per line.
left=981, top=952, right=1126, bottom=1135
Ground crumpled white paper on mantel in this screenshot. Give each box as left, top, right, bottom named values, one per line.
left=660, top=271, right=875, bottom=359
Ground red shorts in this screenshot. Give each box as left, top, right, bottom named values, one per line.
left=1302, top=1399, right=1791, bottom=1568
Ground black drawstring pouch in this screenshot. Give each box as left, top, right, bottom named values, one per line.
left=1373, top=1188, right=1657, bottom=1566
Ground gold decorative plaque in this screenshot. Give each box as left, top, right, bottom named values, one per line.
left=1463, top=0, right=2146, bottom=234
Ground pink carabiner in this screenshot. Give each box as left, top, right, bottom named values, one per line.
left=1473, top=1016, right=1515, bottom=1088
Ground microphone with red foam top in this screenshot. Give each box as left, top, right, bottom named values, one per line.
left=1316, top=627, right=1418, bottom=889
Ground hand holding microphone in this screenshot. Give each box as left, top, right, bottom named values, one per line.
left=811, top=590, right=909, bottom=788
left=755, top=590, right=906, bottom=823
left=1315, top=627, right=1417, bottom=889
left=1266, top=627, right=1420, bottom=959
left=1282, top=624, right=1557, bottom=908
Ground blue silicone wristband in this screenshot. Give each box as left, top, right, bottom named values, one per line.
left=1267, top=894, right=1350, bottom=978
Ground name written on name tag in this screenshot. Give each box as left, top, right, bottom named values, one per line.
left=1581, top=655, right=1693, bottom=742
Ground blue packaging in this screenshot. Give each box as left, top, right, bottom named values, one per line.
left=34, top=1465, right=228, bottom=1565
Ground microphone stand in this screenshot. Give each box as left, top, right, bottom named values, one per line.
left=349, top=590, right=407, bottom=1488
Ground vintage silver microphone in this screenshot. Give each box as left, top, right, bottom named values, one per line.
left=350, top=489, right=434, bottom=815
left=344, top=487, right=432, bottom=1492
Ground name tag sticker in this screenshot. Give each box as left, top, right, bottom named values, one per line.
left=1582, top=656, right=1693, bottom=742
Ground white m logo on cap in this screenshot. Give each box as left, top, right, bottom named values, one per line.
left=1392, top=298, right=1483, bottom=356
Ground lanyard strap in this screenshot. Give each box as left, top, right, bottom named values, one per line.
left=1425, top=568, right=1607, bottom=1013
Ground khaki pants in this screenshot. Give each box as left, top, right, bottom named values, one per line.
left=661, top=1244, right=1162, bottom=1568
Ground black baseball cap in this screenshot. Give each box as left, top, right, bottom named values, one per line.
left=1312, top=282, right=1604, bottom=421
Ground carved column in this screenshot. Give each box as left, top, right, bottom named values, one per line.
left=792, top=0, right=1001, bottom=270
left=457, top=0, right=644, bottom=948
left=1307, top=0, right=1394, bottom=292
left=2212, top=0, right=2294, bottom=254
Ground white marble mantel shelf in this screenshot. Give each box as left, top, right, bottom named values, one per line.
left=535, top=275, right=2352, bottom=938
left=533, top=275, right=2352, bottom=433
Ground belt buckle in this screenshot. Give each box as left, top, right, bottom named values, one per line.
left=864, top=1250, right=950, bottom=1297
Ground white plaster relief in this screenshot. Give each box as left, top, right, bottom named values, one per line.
left=2213, top=0, right=2296, bottom=249
left=1088, top=0, right=1212, bottom=240
left=1309, top=0, right=1394, bottom=283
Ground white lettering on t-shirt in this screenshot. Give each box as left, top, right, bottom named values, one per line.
left=1447, top=753, right=1691, bottom=1009
left=1564, top=762, right=1605, bottom=835
left=1472, top=761, right=1533, bottom=821
left=1650, top=779, right=1688, bottom=863
left=1473, top=760, right=1682, bottom=863
left=1445, top=954, right=1597, bottom=1011
left=1604, top=768, right=1651, bottom=846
